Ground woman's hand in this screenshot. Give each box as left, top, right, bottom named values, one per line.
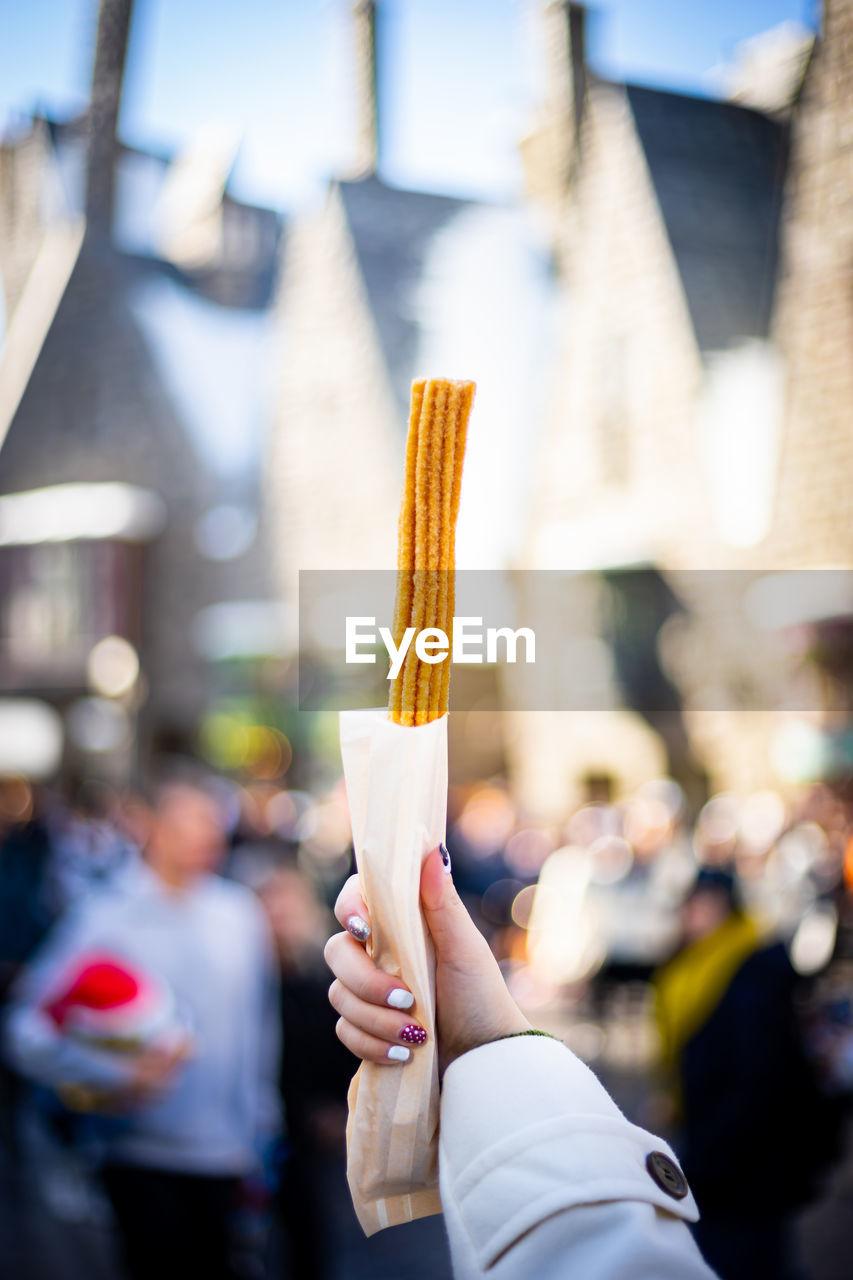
left=324, top=846, right=531, bottom=1075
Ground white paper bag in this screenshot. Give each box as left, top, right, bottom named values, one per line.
left=339, top=707, right=447, bottom=1234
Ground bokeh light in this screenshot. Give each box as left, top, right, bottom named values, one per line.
left=86, top=635, right=140, bottom=698
left=66, top=698, right=130, bottom=753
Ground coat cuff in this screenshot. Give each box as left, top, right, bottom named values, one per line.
left=439, top=1036, right=698, bottom=1271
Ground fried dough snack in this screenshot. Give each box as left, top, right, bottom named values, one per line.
left=389, top=377, right=475, bottom=726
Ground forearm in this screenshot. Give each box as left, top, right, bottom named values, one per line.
left=5, top=1004, right=132, bottom=1094
left=438, top=1037, right=714, bottom=1279
left=442, top=1194, right=714, bottom=1280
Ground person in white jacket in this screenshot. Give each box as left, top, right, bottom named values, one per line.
left=325, top=845, right=718, bottom=1279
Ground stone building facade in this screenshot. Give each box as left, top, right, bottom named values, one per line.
left=3, top=0, right=848, bottom=803
left=0, top=0, right=282, bottom=776
left=266, top=181, right=407, bottom=592
left=512, top=2, right=852, bottom=813
left=266, top=1, right=554, bottom=782
left=769, top=0, right=853, bottom=567
left=268, top=0, right=850, bottom=808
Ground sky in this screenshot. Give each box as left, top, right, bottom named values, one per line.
left=0, top=0, right=819, bottom=211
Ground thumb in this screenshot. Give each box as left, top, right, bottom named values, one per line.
left=421, top=847, right=531, bottom=1071
left=420, top=846, right=485, bottom=963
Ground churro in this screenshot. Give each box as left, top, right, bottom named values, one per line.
left=389, top=379, right=425, bottom=723
left=434, top=380, right=474, bottom=719
left=389, top=377, right=474, bottom=726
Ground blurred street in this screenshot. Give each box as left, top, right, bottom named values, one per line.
left=3, top=977, right=852, bottom=1280
left=1, top=771, right=852, bottom=1278
left=0, top=1132, right=454, bottom=1280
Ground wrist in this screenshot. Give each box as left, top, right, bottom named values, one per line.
left=442, top=1008, right=532, bottom=1075
left=492, top=1009, right=534, bottom=1040
left=447, top=1026, right=562, bottom=1076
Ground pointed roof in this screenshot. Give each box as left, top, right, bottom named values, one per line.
left=0, top=220, right=84, bottom=456
left=0, top=116, right=283, bottom=488
left=0, top=247, right=215, bottom=502
left=336, top=176, right=474, bottom=415
left=624, top=84, right=787, bottom=356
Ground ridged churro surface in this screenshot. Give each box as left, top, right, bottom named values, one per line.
left=389, top=377, right=475, bottom=726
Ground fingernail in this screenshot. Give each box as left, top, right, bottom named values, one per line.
left=346, top=914, right=371, bottom=942
left=440, top=842, right=452, bottom=876
left=386, top=988, right=414, bottom=1010
left=400, top=1025, right=428, bottom=1045
left=387, top=1045, right=410, bottom=1063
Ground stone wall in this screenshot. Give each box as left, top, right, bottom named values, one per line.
left=527, top=82, right=713, bottom=574
left=266, top=183, right=401, bottom=619
left=517, top=82, right=720, bottom=812
left=0, top=122, right=55, bottom=323
left=768, top=0, right=853, bottom=566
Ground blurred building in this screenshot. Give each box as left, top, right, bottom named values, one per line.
left=1, top=0, right=850, bottom=808
left=762, top=0, right=853, bottom=789
left=267, top=1, right=553, bottom=574
left=269, top=0, right=852, bottom=807
left=266, top=0, right=554, bottom=781
left=515, top=2, right=852, bottom=813
left=770, top=0, right=853, bottom=566
left=0, top=0, right=283, bottom=779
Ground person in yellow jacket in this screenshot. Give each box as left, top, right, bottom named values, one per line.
left=654, top=868, right=840, bottom=1280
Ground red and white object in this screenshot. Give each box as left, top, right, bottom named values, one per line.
left=43, top=952, right=180, bottom=1053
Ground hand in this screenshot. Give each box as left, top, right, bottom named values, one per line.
left=123, top=1037, right=190, bottom=1104
left=325, top=846, right=531, bottom=1076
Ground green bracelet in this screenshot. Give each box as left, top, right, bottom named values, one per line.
left=497, top=1029, right=561, bottom=1042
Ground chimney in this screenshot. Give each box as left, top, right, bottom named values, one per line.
left=543, top=1, right=587, bottom=167
left=519, top=3, right=587, bottom=267
left=85, top=0, right=134, bottom=240
left=350, top=0, right=381, bottom=178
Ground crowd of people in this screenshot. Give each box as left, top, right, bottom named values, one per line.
left=0, top=765, right=851, bottom=1279
left=0, top=770, right=356, bottom=1280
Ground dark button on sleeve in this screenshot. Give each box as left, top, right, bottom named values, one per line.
left=645, top=1150, right=689, bottom=1200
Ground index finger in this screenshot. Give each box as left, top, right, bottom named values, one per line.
left=334, top=873, right=371, bottom=942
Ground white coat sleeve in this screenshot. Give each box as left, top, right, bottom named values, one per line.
left=438, top=1036, right=717, bottom=1279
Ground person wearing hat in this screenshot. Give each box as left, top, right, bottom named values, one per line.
left=35, top=950, right=187, bottom=1114
left=4, top=775, right=281, bottom=1280
left=653, top=867, right=839, bottom=1280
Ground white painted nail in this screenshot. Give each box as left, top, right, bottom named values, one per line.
left=387, top=1045, right=410, bottom=1062
left=386, top=989, right=414, bottom=1010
